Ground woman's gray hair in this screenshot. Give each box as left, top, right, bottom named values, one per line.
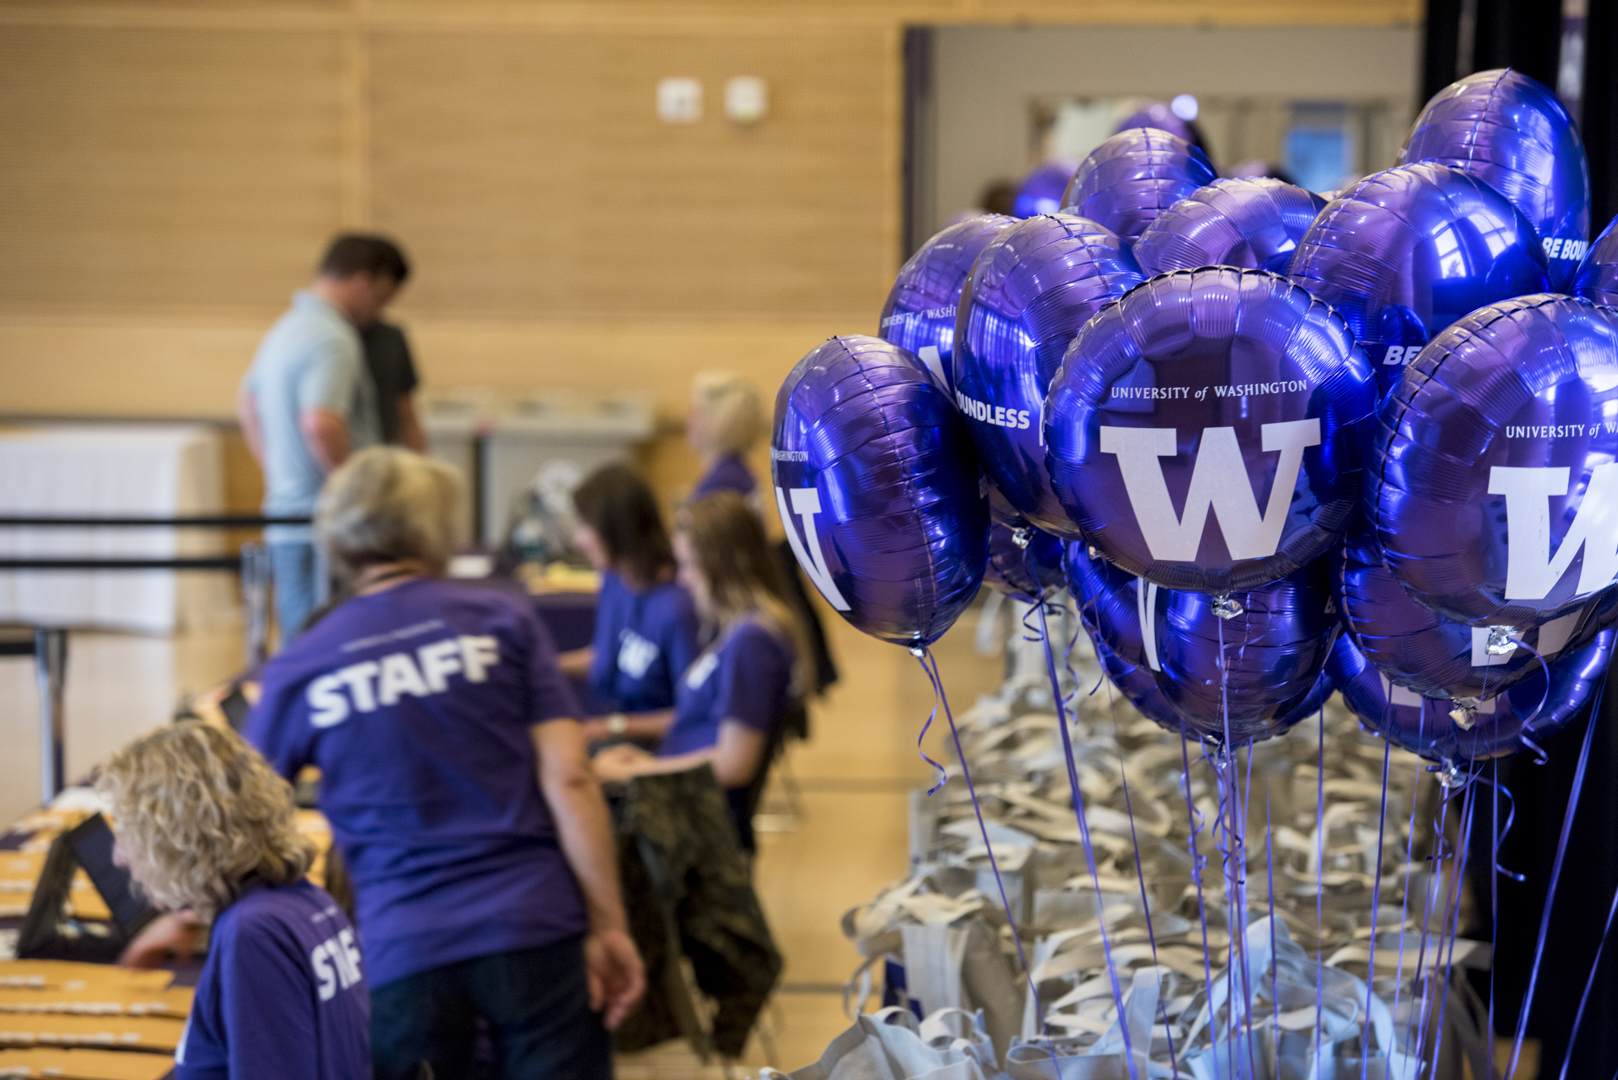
left=316, top=447, right=465, bottom=579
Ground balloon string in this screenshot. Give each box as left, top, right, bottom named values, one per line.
left=1383, top=707, right=1427, bottom=1080
left=1212, top=603, right=1257, bottom=1079
left=1034, top=602, right=1138, bottom=1080
left=914, top=649, right=950, bottom=795
left=915, top=647, right=1062, bottom=1078
left=1359, top=740, right=1392, bottom=1080
left=1506, top=662, right=1609, bottom=1080
left=1488, top=760, right=1501, bottom=1080
left=1428, top=785, right=1480, bottom=1080
left=1180, top=732, right=1224, bottom=1080
left=1410, top=775, right=1466, bottom=1075
left=1313, top=707, right=1325, bottom=1075
left=1557, top=879, right=1618, bottom=1080
left=1508, top=632, right=1554, bottom=733
left=1099, top=672, right=1181, bottom=1077
left=1265, top=785, right=1280, bottom=1057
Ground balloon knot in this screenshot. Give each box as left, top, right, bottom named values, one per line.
left=1212, top=594, right=1244, bottom=620
left=1449, top=697, right=1480, bottom=729
left=1437, top=759, right=1466, bottom=789
left=1485, top=626, right=1517, bottom=655
left=908, top=645, right=926, bottom=658
left=1012, top=527, right=1033, bottom=550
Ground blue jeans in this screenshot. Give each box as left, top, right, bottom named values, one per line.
left=269, top=541, right=325, bottom=646
left=369, top=936, right=611, bottom=1080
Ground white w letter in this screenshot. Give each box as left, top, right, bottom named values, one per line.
left=1489, top=463, right=1618, bottom=600
left=775, top=486, right=851, bottom=611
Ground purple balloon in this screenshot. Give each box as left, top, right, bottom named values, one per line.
left=881, top=215, right=1017, bottom=396
left=1133, top=178, right=1326, bottom=276
left=1341, top=523, right=1614, bottom=702
left=1112, top=102, right=1202, bottom=149
left=1573, top=213, right=1618, bottom=307
left=1287, top=162, right=1550, bottom=396
left=1402, top=68, right=1591, bottom=291
left=1060, top=129, right=1217, bottom=245
left=1330, top=628, right=1612, bottom=764
left=1089, top=632, right=1184, bottom=730
left=953, top=214, right=1143, bottom=536
left=772, top=335, right=989, bottom=647
left=1369, top=295, right=1618, bottom=628
left=983, top=523, right=1066, bottom=603
left=1013, top=162, right=1079, bottom=219
left=1067, top=541, right=1336, bottom=744
left=1046, top=268, right=1376, bottom=593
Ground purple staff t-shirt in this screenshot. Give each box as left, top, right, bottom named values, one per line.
left=691, top=455, right=757, bottom=500
left=246, top=577, right=588, bottom=990
left=588, top=571, right=701, bottom=713
left=176, top=878, right=369, bottom=1080
left=660, top=617, right=793, bottom=757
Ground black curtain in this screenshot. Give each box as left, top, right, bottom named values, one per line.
left=1584, top=2, right=1618, bottom=231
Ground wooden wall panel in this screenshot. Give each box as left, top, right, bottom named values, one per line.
left=0, top=24, right=344, bottom=312
left=370, top=26, right=898, bottom=321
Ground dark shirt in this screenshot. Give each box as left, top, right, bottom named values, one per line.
left=360, top=321, right=419, bottom=446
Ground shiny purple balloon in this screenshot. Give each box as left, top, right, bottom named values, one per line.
left=1369, top=295, right=1618, bottom=628
left=953, top=214, right=1143, bottom=536
left=772, top=335, right=989, bottom=647
left=1060, top=129, right=1217, bottom=245
left=1066, top=541, right=1337, bottom=744
left=881, top=215, right=1017, bottom=396
left=1341, top=523, right=1614, bottom=702
left=1013, top=162, right=1079, bottom=219
left=1112, top=101, right=1202, bottom=149
left=1133, top=178, right=1326, bottom=276
left=1402, top=68, right=1591, bottom=291
left=1330, top=629, right=1613, bottom=764
left=1288, top=162, right=1550, bottom=397
left=1572, top=213, right=1618, bottom=307
left=1046, top=268, right=1376, bottom=593
left=983, top=523, right=1066, bottom=603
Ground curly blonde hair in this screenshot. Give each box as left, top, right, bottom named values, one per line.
left=95, top=723, right=314, bottom=921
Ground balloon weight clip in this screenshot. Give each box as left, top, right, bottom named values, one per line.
left=1485, top=626, right=1517, bottom=655
left=1212, top=594, right=1244, bottom=620
left=1437, top=759, right=1466, bottom=790
left=1012, top=527, right=1033, bottom=550
left=1449, top=698, right=1481, bottom=730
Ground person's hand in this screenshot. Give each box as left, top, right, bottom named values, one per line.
left=591, top=743, right=651, bottom=784
left=119, top=911, right=203, bottom=969
left=584, top=927, right=645, bottom=1030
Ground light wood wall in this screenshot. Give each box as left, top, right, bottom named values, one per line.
left=0, top=0, right=1417, bottom=507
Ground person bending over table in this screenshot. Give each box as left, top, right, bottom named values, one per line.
left=593, top=491, right=808, bottom=846
left=102, top=723, right=370, bottom=1079
left=558, top=463, right=701, bottom=744
left=245, top=447, right=643, bottom=1080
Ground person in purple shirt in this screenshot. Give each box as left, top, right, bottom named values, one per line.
left=244, top=447, right=643, bottom=1080
left=687, top=371, right=763, bottom=502
left=558, top=463, right=701, bottom=744
left=594, top=491, right=807, bottom=848
left=98, top=722, right=370, bottom=1080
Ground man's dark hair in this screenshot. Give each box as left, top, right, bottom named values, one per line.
left=571, top=463, right=675, bottom=588
left=318, top=234, right=410, bottom=283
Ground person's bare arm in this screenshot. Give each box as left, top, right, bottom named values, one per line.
left=580, top=708, right=674, bottom=744
left=532, top=719, right=645, bottom=1028
left=236, top=386, right=265, bottom=466
left=557, top=646, right=594, bottom=679
left=593, top=720, right=766, bottom=789
left=396, top=394, right=428, bottom=453
left=300, top=407, right=352, bottom=472
left=119, top=910, right=204, bottom=969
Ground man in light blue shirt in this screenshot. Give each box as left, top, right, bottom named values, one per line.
left=238, top=235, right=409, bottom=643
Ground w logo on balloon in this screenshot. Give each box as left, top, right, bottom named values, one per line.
left=774, top=486, right=851, bottom=611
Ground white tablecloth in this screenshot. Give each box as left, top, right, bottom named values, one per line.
left=0, top=425, right=241, bottom=634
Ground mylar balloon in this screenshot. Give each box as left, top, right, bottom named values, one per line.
left=1061, top=129, right=1217, bottom=245
left=954, top=214, right=1143, bottom=535
left=1133, top=178, right=1326, bottom=276
left=1573, top=213, right=1618, bottom=307
left=1288, top=162, right=1549, bottom=396
left=1046, top=268, right=1376, bottom=593
left=1013, top=162, right=1079, bottom=219
left=983, top=522, right=1066, bottom=604
left=1369, top=295, right=1618, bottom=628
left=1111, top=101, right=1203, bottom=149
left=1402, top=68, right=1591, bottom=291
left=1089, top=633, right=1184, bottom=731
left=880, top=214, right=1016, bottom=395
left=1341, top=523, right=1614, bottom=702
left=772, top=335, right=989, bottom=647
left=1330, top=629, right=1612, bottom=765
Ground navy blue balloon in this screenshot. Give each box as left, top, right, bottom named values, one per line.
left=1133, top=178, right=1327, bottom=276
left=881, top=215, right=1017, bottom=395
left=1288, top=162, right=1550, bottom=397
left=1061, top=129, right=1217, bottom=245
left=983, top=523, right=1066, bottom=603
left=953, top=214, right=1143, bottom=537
left=772, top=335, right=989, bottom=647
left=1402, top=68, right=1591, bottom=291
left=1067, top=541, right=1337, bottom=744
left=1368, top=295, right=1618, bottom=628
left=1330, top=629, right=1612, bottom=764
left=1046, top=268, right=1376, bottom=593
left=1013, top=162, right=1079, bottom=219
left=1341, top=523, right=1614, bottom=702
left=1573, top=213, right=1618, bottom=307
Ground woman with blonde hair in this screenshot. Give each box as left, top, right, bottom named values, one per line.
left=246, top=446, right=642, bottom=1080
left=99, top=722, right=370, bottom=1078
left=688, top=370, right=764, bottom=500
left=593, top=491, right=808, bottom=849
